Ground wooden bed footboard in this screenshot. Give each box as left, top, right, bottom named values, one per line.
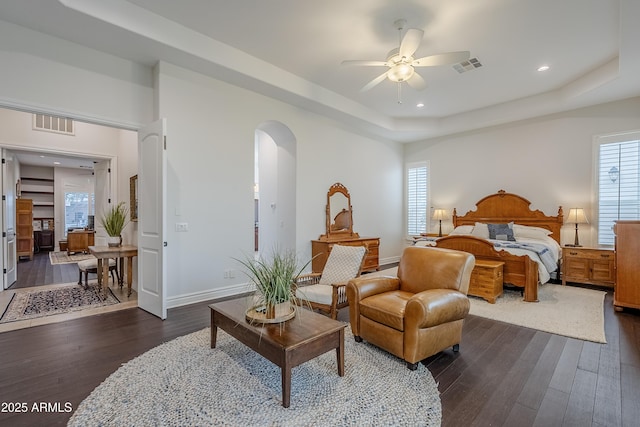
left=435, top=235, right=539, bottom=302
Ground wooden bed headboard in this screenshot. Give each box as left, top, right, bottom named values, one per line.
left=452, top=190, right=564, bottom=244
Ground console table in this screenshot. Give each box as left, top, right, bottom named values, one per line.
left=89, top=245, right=138, bottom=298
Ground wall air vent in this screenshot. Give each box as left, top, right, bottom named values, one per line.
left=33, top=114, right=75, bottom=135
left=453, top=57, right=483, bottom=74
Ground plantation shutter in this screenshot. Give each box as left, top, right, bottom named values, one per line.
left=597, top=133, right=640, bottom=245
left=407, top=163, right=428, bottom=236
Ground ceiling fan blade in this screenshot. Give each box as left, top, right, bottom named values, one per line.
left=399, top=28, right=424, bottom=58
left=360, top=71, right=389, bottom=92
left=341, top=60, right=389, bottom=67
left=413, top=51, right=470, bottom=67
left=406, top=72, right=427, bottom=91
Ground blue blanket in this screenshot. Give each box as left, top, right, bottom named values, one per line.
left=492, top=240, right=558, bottom=273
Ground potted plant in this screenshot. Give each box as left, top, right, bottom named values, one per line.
left=235, top=248, right=311, bottom=323
left=100, top=202, right=130, bottom=247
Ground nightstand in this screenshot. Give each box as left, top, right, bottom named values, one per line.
left=562, top=246, right=615, bottom=288
left=468, top=259, right=504, bottom=303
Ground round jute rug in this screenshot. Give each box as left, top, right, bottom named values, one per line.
left=69, top=326, right=441, bottom=426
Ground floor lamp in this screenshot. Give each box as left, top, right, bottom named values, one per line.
left=433, top=209, right=446, bottom=237
left=566, top=208, right=588, bottom=247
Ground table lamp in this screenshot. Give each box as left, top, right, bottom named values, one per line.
left=433, top=209, right=446, bottom=237
left=566, top=208, right=588, bottom=247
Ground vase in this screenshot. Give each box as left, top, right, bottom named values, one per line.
left=107, top=235, right=122, bottom=247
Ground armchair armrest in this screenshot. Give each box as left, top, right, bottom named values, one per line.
left=294, top=272, right=321, bottom=289
left=346, top=276, right=400, bottom=337
left=346, top=276, right=400, bottom=303
left=405, top=289, right=470, bottom=330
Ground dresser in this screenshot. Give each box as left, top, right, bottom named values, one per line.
left=561, top=246, right=615, bottom=288
left=311, top=237, right=380, bottom=273
left=613, top=221, right=640, bottom=311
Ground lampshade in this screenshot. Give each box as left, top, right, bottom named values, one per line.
left=432, top=209, right=447, bottom=220
left=566, top=208, right=589, bottom=224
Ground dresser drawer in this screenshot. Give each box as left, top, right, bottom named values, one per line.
left=563, top=248, right=614, bottom=261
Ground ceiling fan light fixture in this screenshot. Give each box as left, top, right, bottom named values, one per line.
left=388, top=63, right=414, bottom=82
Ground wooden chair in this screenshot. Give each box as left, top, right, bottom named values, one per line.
left=294, top=244, right=367, bottom=319
left=78, top=258, right=119, bottom=290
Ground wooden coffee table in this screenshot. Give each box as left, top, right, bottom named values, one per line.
left=209, top=297, right=346, bottom=408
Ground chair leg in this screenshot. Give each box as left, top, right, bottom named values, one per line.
left=406, top=361, right=418, bottom=371
left=110, top=270, right=116, bottom=285
left=78, top=270, right=83, bottom=285
left=453, top=344, right=460, bottom=353
left=83, top=271, right=89, bottom=290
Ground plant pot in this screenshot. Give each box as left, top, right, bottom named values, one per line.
left=107, top=235, right=122, bottom=247
left=245, top=301, right=296, bottom=324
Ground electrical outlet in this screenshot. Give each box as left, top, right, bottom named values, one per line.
left=223, top=269, right=235, bottom=279
left=175, top=222, right=188, bottom=232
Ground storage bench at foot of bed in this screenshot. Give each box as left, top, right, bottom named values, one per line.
left=469, top=259, right=504, bottom=304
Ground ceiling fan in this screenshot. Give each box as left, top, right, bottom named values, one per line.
left=342, top=19, right=470, bottom=102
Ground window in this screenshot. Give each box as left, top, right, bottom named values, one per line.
left=64, top=191, right=95, bottom=235
left=596, top=131, right=640, bottom=245
left=406, top=162, right=429, bottom=236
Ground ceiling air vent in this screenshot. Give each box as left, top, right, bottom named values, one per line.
left=453, top=57, right=483, bottom=74
left=33, top=114, right=75, bottom=136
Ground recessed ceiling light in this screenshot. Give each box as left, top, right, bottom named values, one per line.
left=39, top=155, right=45, bottom=158
left=537, top=65, right=550, bottom=72
left=416, top=103, right=425, bottom=108
left=53, top=161, right=61, bottom=165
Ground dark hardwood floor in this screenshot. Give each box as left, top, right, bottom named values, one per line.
left=0, top=289, right=638, bottom=426
left=11, top=251, right=79, bottom=289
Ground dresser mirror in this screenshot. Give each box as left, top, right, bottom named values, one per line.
left=325, top=182, right=358, bottom=238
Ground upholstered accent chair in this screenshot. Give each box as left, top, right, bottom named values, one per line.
left=347, top=246, right=475, bottom=370
left=295, top=244, right=367, bottom=319
left=78, top=258, right=119, bottom=290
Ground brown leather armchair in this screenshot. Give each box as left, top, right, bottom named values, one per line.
left=346, top=246, right=475, bottom=370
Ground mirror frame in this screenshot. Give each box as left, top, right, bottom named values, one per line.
left=130, top=175, right=138, bottom=222
left=325, top=182, right=357, bottom=238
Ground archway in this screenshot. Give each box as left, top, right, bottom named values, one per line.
left=254, top=121, right=296, bottom=254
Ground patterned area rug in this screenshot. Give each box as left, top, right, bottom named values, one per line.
left=0, top=282, right=120, bottom=324
left=69, top=326, right=442, bottom=426
left=49, top=251, right=95, bottom=265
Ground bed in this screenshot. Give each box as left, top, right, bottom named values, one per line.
left=431, top=190, right=563, bottom=302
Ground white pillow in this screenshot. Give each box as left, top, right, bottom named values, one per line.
left=450, top=225, right=474, bottom=235
left=513, top=224, right=553, bottom=240
left=471, top=222, right=490, bottom=239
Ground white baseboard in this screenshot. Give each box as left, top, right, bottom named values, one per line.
left=166, top=282, right=254, bottom=309
left=379, top=255, right=400, bottom=266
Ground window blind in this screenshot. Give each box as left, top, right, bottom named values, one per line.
left=597, top=135, right=640, bottom=245
left=407, top=163, right=428, bottom=236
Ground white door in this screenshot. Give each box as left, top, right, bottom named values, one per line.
left=137, top=119, right=167, bottom=319
left=2, top=149, right=17, bottom=289
left=93, top=160, right=111, bottom=245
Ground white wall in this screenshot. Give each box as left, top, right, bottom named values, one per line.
left=0, top=21, right=405, bottom=307
left=404, top=97, right=640, bottom=247
left=156, top=62, right=404, bottom=306
left=0, top=20, right=154, bottom=129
